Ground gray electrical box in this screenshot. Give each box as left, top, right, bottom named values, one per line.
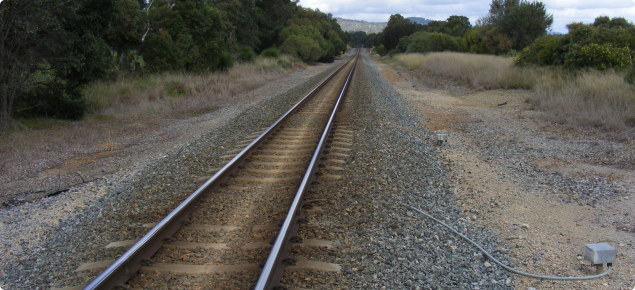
left=584, top=243, right=616, bottom=264
left=436, top=134, right=448, bottom=142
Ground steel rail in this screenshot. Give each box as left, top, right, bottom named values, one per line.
left=255, top=49, right=359, bottom=290
left=83, top=53, right=357, bottom=290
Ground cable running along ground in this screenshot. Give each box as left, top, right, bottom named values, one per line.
left=402, top=203, right=612, bottom=281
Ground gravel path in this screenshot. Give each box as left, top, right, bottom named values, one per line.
left=0, top=57, right=348, bottom=289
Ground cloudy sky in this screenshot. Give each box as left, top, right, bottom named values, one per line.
left=299, top=0, right=635, bottom=33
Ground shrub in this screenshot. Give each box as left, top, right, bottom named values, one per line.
left=261, top=47, right=281, bottom=58
left=140, top=31, right=183, bottom=72
left=461, top=27, right=486, bottom=53
left=15, top=83, right=87, bottom=120
left=278, top=25, right=328, bottom=63
left=515, top=35, right=563, bottom=66
left=405, top=32, right=461, bottom=53
left=483, top=27, right=512, bottom=55
left=517, top=18, right=635, bottom=70
left=237, top=45, right=255, bottom=62
left=564, top=43, right=629, bottom=71
left=375, top=44, right=387, bottom=56
left=281, top=35, right=322, bottom=63
left=218, top=52, right=234, bottom=70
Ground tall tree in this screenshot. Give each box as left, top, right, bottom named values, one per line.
left=105, top=0, right=145, bottom=72
left=0, top=0, right=115, bottom=127
left=380, top=14, right=423, bottom=51
left=479, top=0, right=553, bottom=50
left=212, top=0, right=262, bottom=50
left=255, top=0, right=298, bottom=51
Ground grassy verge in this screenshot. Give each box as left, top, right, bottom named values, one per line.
left=393, top=52, right=635, bottom=130
left=84, top=55, right=304, bottom=118
left=1, top=55, right=305, bottom=183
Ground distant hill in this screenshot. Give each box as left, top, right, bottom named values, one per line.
left=336, top=17, right=435, bottom=33
left=407, top=17, right=433, bottom=25
left=335, top=18, right=386, bottom=33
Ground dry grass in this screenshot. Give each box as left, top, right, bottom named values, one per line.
left=1, top=55, right=305, bottom=183
left=394, top=52, right=635, bottom=130
left=394, top=52, right=537, bottom=90
left=0, top=118, right=146, bottom=183
left=84, top=55, right=304, bottom=117
left=533, top=71, right=635, bottom=130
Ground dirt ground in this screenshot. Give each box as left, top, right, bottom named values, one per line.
left=373, top=57, right=635, bottom=289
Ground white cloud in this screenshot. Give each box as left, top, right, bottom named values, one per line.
left=299, top=0, right=635, bottom=33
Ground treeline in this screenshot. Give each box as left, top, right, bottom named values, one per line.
left=358, top=0, right=635, bottom=76
left=0, top=0, right=348, bottom=128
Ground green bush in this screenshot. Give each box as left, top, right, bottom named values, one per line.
left=218, top=52, right=234, bottom=70
left=140, top=31, right=183, bottom=72
left=461, top=27, right=486, bottom=53
left=405, top=32, right=461, bottom=53
left=564, top=43, right=629, bottom=71
left=261, top=47, right=281, bottom=58
left=16, top=83, right=86, bottom=120
left=375, top=44, right=387, bottom=56
left=278, top=25, right=328, bottom=63
left=237, top=45, right=255, bottom=62
left=517, top=17, right=635, bottom=70
left=515, top=35, right=563, bottom=66
left=280, top=34, right=322, bottom=63
left=483, top=27, right=512, bottom=55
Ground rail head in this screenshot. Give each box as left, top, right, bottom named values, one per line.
left=82, top=53, right=357, bottom=290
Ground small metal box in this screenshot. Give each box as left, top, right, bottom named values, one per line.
left=436, top=134, right=448, bottom=142
left=584, top=243, right=616, bottom=264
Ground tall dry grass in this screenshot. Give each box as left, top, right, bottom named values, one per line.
left=394, top=52, right=539, bottom=89
left=533, top=71, right=635, bottom=129
left=84, top=55, right=304, bottom=117
left=394, top=52, right=635, bottom=130
left=0, top=56, right=305, bottom=183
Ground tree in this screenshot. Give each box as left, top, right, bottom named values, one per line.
left=515, top=18, right=635, bottom=70
left=255, top=0, right=299, bottom=52
left=347, top=31, right=367, bottom=47
left=461, top=27, right=487, bottom=53
left=422, top=16, right=471, bottom=38
left=380, top=14, right=423, bottom=52
left=483, top=27, right=512, bottom=54
left=445, top=16, right=472, bottom=37
left=105, top=0, right=145, bottom=72
left=140, top=0, right=226, bottom=72
left=479, top=0, right=553, bottom=50
left=213, top=0, right=262, bottom=51
left=279, top=24, right=327, bottom=62
left=397, top=31, right=461, bottom=54
left=1, top=0, right=115, bottom=127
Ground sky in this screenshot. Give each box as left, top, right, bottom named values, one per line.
left=298, top=0, right=635, bottom=34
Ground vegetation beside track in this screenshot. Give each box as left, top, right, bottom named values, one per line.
left=392, top=52, right=635, bottom=131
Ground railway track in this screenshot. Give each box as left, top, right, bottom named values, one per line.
left=72, top=50, right=359, bottom=290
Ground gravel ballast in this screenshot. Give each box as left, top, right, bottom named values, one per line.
left=280, top=50, right=514, bottom=289
left=0, top=57, right=349, bottom=289
left=3, top=48, right=631, bottom=290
